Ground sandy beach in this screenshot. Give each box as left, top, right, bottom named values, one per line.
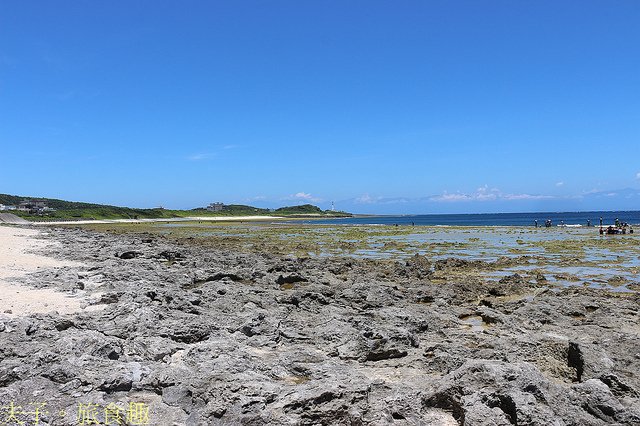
left=0, top=226, right=84, bottom=317
left=25, top=215, right=284, bottom=226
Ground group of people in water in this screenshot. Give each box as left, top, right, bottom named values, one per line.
left=601, top=217, right=634, bottom=235
left=533, top=219, right=559, bottom=228
left=533, top=217, right=635, bottom=235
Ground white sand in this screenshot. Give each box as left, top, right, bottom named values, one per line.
left=1, top=215, right=285, bottom=314
left=28, top=215, right=284, bottom=226
left=0, top=225, right=84, bottom=317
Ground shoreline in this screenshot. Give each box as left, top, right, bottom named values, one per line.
left=0, top=224, right=638, bottom=424
left=5, top=210, right=638, bottom=228
left=0, top=226, right=86, bottom=317
left=23, top=215, right=286, bottom=225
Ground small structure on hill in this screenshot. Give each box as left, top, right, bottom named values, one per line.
left=17, top=199, right=54, bottom=214
left=207, top=202, right=225, bottom=212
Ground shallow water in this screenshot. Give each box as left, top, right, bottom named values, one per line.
left=117, top=222, right=640, bottom=292
left=460, top=315, right=490, bottom=332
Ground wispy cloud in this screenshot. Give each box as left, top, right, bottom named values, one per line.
left=355, top=194, right=382, bottom=204
left=636, top=172, right=640, bottom=180
left=347, top=195, right=412, bottom=205
left=430, top=193, right=473, bottom=202
left=577, top=188, right=640, bottom=199
left=284, top=192, right=323, bottom=203
left=244, top=195, right=267, bottom=202
left=430, top=186, right=555, bottom=202
left=186, top=153, right=213, bottom=161
left=337, top=188, right=640, bottom=214
left=187, top=145, right=237, bottom=161
left=501, top=193, right=556, bottom=201
left=582, top=188, right=601, bottom=195
left=556, top=181, right=564, bottom=187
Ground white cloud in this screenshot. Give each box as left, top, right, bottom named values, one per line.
left=430, top=192, right=472, bottom=202
left=502, top=193, right=555, bottom=200
left=430, top=187, right=555, bottom=202
left=556, top=181, right=564, bottom=187
left=285, top=192, right=323, bottom=203
left=636, top=172, right=640, bottom=180
left=294, top=192, right=313, bottom=200
left=477, top=194, right=498, bottom=201
left=474, top=185, right=500, bottom=200
left=582, top=188, right=600, bottom=195
left=351, top=195, right=411, bottom=205
left=187, top=146, right=236, bottom=161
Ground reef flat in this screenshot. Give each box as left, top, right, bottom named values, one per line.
left=0, top=224, right=638, bottom=425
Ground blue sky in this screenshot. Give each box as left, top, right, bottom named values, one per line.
left=1, top=1, right=639, bottom=214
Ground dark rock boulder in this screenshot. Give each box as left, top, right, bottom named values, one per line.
left=276, top=274, right=308, bottom=285
left=158, top=251, right=185, bottom=261
left=117, top=251, right=141, bottom=259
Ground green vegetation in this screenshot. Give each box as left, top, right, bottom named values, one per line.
left=276, top=204, right=323, bottom=214
left=0, top=194, right=113, bottom=210
left=12, top=207, right=182, bottom=221
left=192, top=204, right=271, bottom=215
left=0, top=193, right=351, bottom=221
left=274, top=204, right=351, bottom=217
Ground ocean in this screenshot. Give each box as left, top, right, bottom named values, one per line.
left=296, top=211, right=640, bottom=227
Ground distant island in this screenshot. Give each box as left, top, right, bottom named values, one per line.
left=0, top=194, right=352, bottom=221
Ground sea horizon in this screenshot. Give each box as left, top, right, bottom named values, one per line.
left=299, top=210, right=640, bottom=227
left=351, top=209, right=640, bottom=217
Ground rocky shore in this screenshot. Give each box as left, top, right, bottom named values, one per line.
left=1, top=226, right=639, bottom=425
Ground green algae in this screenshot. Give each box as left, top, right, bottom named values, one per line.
left=71, top=222, right=639, bottom=292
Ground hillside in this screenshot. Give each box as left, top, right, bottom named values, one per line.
left=0, top=194, right=112, bottom=210
left=190, top=204, right=271, bottom=216
left=0, top=194, right=351, bottom=221
left=274, top=204, right=349, bottom=217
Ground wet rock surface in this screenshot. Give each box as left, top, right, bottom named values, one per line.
left=1, top=227, right=639, bottom=425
